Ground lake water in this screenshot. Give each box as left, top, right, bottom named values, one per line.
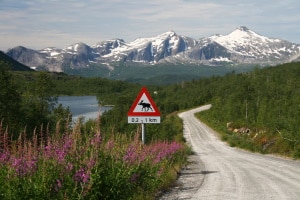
left=57, top=96, right=111, bottom=122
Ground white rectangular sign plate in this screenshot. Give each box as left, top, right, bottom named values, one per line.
left=128, top=116, right=160, bottom=124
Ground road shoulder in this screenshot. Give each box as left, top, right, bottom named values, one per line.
left=158, top=153, right=205, bottom=199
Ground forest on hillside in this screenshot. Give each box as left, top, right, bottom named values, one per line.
left=48, top=61, right=300, bottom=157
left=155, top=62, right=300, bottom=157
left=2, top=59, right=300, bottom=157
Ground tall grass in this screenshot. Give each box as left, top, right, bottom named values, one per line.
left=0, top=120, right=187, bottom=199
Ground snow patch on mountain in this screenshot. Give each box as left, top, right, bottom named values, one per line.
left=212, top=26, right=280, bottom=49
left=200, top=26, right=300, bottom=63
left=98, top=31, right=197, bottom=63
left=6, top=26, right=300, bottom=73
left=210, top=26, right=279, bottom=56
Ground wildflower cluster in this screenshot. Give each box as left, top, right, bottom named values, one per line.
left=0, top=122, right=187, bottom=199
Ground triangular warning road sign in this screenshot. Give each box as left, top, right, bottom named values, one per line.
left=128, top=87, right=160, bottom=116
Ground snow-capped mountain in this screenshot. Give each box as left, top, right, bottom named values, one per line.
left=97, top=31, right=198, bottom=63
left=207, top=26, right=300, bottom=64
left=92, top=39, right=126, bottom=56
left=6, top=26, right=300, bottom=72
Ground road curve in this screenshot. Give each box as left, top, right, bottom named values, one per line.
left=161, top=105, right=300, bottom=200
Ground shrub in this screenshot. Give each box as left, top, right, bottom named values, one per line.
left=0, top=120, right=187, bottom=199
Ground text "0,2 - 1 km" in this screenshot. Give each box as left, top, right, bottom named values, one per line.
left=128, top=116, right=160, bottom=124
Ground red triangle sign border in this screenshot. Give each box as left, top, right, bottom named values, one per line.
left=127, top=87, right=161, bottom=116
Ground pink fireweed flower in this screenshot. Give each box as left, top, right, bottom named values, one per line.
left=63, top=137, right=73, bottom=150
left=65, top=162, right=74, bottom=172
left=105, top=140, right=114, bottom=150
left=0, top=151, right=10, bottom=164
left=55, top=148, right=67, bottom=163
left=146, top=141, right=183, bottom=163
left=43, top=137, right=73, bottom=164
left=86, top=158, right=96, bottom=169
left=11, top=157, right=37, bottom=176
left=57, top=179, right=62, bottom=188
left=91, top=132, right=102, bottom=146
left=73, top=167, right=90, bottom=184
left=43, top=145, right=53, bottom=160
left=123, top=145, right=139, bottom=165
left=154, top=151, right=165, bottom=163
left=53, top=179, right=62, bottom=192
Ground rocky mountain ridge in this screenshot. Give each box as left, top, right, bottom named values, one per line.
left=6, top=26, right=300, bottom=72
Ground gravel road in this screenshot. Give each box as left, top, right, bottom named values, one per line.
left=159, top=105, right=300, bottom=200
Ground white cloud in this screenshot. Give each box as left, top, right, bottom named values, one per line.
left=0, top=0, right=300, bottom=50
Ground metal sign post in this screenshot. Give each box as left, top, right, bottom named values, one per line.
left=141, top=123, right=145, bottom=144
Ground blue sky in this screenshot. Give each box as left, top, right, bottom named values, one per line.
left=0, top=0, right=299, bottom=51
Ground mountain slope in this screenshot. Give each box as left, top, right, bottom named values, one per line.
left=98, top=31, right=198, bottom=63
left=208, top=26, right=300, bottom=64
left=5, top=26, right=300, bottom=74
left=0, top=50, right=33, bottom=71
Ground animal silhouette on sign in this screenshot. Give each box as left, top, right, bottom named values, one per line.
left=138, top=100, right=153, bottom=111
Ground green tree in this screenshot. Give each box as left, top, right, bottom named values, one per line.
left=0, top=62, right=22, bottom=133
left=51, top=103, right=72, bottom=133
left=21, top=72, right=58, bottom=135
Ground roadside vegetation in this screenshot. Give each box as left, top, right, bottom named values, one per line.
left=154, top=62, right=300, bottom=158
left=0, top=118, right=187, bottom=199
left=193, top=63, right=300, bottom=158
left=1, top=58, right=300, bottom=198
left=0, top=61, right=188, bottom=199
